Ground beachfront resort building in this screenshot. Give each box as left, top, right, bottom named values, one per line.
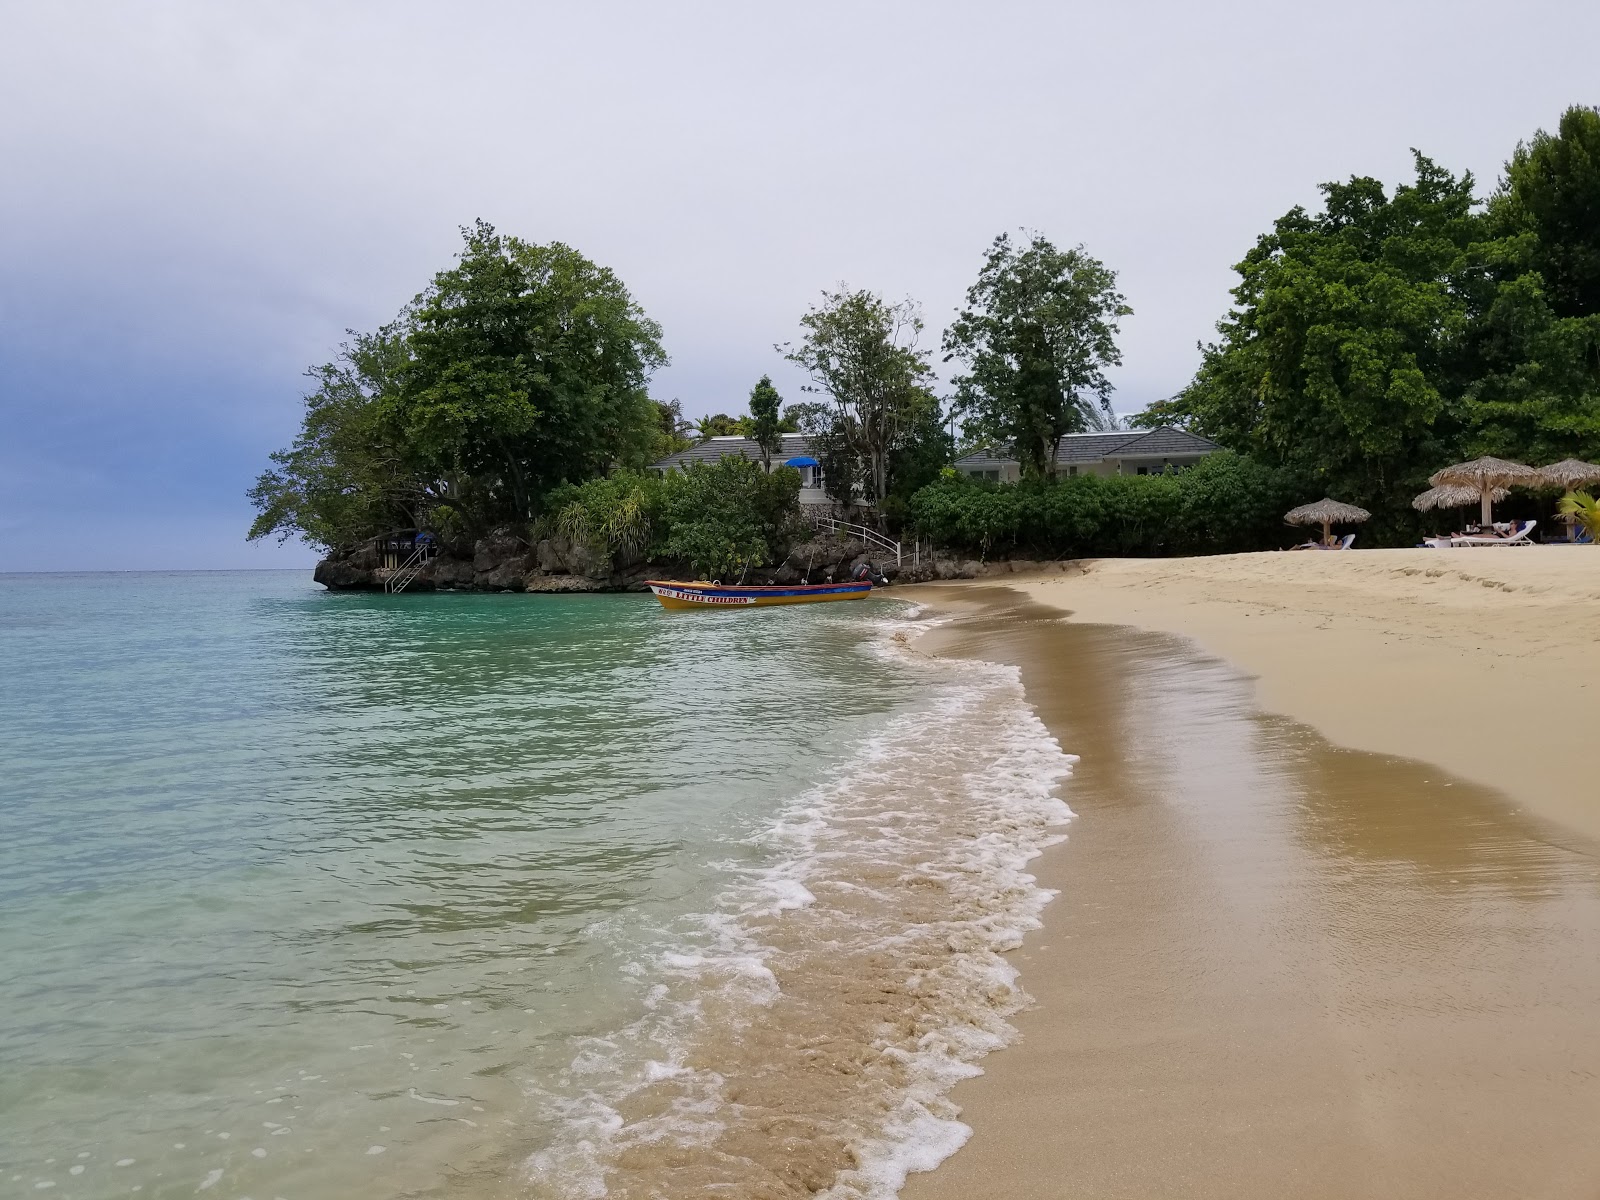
left=650, top=434, right=832, bottom=507
left=953, top=426, right=1221, bottom=482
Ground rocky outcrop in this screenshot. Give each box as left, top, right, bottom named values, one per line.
left=313, top=528, right=1070, bottom=593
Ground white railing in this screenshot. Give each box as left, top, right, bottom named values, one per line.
left=807, top=514, right=906, bottom=567
left=382, top=544, right=431, bottom=594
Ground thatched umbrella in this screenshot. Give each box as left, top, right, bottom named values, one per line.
left=1428, top=457, right=1539, bottom=526
left=1412, top=483, right=1509, bottom=512
left=1285, top=497, right=1371, bottom=546
left=1536, top=460, right=1600, bottom=539
left=1536, top=459, right=1600, bottom=490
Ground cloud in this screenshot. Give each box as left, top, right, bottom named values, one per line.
left=3, top=0, right=1596, bottom=568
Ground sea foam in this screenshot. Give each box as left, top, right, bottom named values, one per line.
left=522, top=606, right=1076, bottom=1198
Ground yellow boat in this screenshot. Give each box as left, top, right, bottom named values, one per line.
left=645, top=580, right=874, bottom=610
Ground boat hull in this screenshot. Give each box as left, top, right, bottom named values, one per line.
left=646, top=581, right=873, bottom=610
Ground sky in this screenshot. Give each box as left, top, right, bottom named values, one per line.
left=2, top=0, right=1597, bottom=571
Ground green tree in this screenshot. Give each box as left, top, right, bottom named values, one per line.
left=1460, top=107, right=1600, bottom=462
left=1142, top=155, right=1479, bottom=514
left=249, top=222, right=667, bottom=549
left=944, top=232, right=1131, bottom=480
left=652, top=399, right=695, bottom=460
left=747, top=375, right=785, bottom=467
left=385, top=221, right=666, bottom=529
left=247, top=326, right=434, bottom=550
left=1492, top=105, right=1600, bottom=319
left=783, top=288, right=934, bottom=512
left=661, top=457, right=802, bottom=577
left=693, top=413, right=744, bottom=440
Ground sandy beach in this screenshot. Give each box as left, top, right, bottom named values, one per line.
left=903, top=548, right=1600, bottom=1199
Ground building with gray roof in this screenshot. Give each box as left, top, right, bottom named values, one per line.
left=954, top=427, right=1220, bottom=481
left=650, top=434, right=831, bottom=506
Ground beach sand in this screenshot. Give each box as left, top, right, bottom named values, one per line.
left=901, top=548, right=1600, bottom=1199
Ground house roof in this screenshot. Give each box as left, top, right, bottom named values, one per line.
left=953, top=426, right=1218, bottom=468
left=651, top=433, right=815, bottom=471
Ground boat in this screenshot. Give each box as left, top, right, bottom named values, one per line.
left=645, top=580, right=874, bottom=610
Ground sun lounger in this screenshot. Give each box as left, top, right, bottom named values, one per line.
left=1449, top=519, right=1536, bottom=547
left=1292, top=533, right=1357, bottom=551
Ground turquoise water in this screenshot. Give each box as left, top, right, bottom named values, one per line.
left=0, top=572, right=1073, bottom=1199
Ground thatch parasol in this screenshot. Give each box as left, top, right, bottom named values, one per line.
left=1428, top=457, right=1539, bottom=526
left=1536, top=459, right=1600, bottom=490
left=1285, top=497, right=1371, bottom=545
left=1412, top=483, right=1509, bottom=512
left=1536, top=460, right=1600, bottom=540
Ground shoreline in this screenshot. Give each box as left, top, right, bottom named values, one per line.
left=897, top=556, right=1600, bottom=1198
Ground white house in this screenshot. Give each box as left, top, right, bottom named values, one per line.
left=953, top=427, right=1221, bottom=481
left=650, top=434, right=832, bottom=507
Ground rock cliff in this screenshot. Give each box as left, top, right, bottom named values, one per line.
left=313, top=532, right=992, bottom=593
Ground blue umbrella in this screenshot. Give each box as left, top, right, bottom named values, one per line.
left=785, top=456, right=820, bottom=467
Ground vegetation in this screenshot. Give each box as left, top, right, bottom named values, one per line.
left=253, top=104, right=1600, bottom=570
left=1139, top=106, right=1600, bottom=539
left=746, top=375, right=786, bottom=467
left=783, top=288, right=940, bottom=513
left=909, top=452, right=1303, bottom=558
left=250, top=222, right=667, bottom=551
left=545, top=457, right=801, bottom=578
left=944, top=233, right=1131, bottom=480
left=1556, top=490, right=1600, bottom=541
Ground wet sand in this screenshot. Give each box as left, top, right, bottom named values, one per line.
left=904, top=585, right=1600, bottom=1199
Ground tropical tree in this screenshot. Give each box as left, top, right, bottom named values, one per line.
left=747, top=374, right=785, bottom=467
left=943, top=232, right=1131, bottom=479
left=384, top=221, right=666, bottom=528
left=783, top=288, right=934, bottom=512
left=693, top=413, right=744, bottom=440
left=1557, top=489, right=1600, bottom=541
left=1491, top=105, right=1600, bottom=319
left=1138, top=154, right=1479, bottom=510
left=247, top=326, right=425, bottom=550
left=248, top=222, right=667, bottom=549
left=661, top=457, right=802, bottom=577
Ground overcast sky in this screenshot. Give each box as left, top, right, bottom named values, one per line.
left=3, top=0, right=1596, bottom=570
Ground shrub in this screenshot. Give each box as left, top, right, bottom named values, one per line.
left=660, top=459, right=802, bottom=578
left=908, top=452, right=1305, bottom=558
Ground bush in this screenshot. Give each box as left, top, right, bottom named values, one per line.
left=661, top=459, right=802, bottom=577
left=544, top=459, right=803, bottom=578
left=908, top=452, right=1305, bottom=558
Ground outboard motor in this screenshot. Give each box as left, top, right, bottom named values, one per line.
left=853, top=561, right=890, bottom=588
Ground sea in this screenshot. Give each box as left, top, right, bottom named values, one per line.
left=0, top=571, right=1075, bottom=1200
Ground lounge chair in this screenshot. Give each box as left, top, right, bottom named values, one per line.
left=1450, top=519, right=1536, bottom=547
left=1292, top=533, right=1357, bottom=551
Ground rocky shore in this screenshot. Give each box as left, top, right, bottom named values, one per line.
left=313, top=531, right=1054, bottom=593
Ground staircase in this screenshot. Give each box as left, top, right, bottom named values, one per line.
left=807, top=514, right=908, bottom=567
left=382, top=544, right=432, bottom=594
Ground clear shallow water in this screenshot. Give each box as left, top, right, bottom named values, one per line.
left=0, top=573, right=1072, bottom=1199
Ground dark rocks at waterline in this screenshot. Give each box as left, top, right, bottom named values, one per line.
left=313, top=531, right=946, bottom=594
left=309, top=534, right=1074, bottom=593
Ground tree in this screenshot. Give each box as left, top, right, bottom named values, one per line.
left=1491, top=105, right=1600, bottom=319
left=747, top=375, right=785, bottom=467
left=385, top=221, right=666, bottom=530
left=249, top=221, right=666, bottom=549
left=783, top=288, right=934, bottom=513
left=693, top=413, right=744, bottom=440
left=944, top=233, right=1131, bottom=480
left=652, top=399, right=695, bottom=460
left=248, top=325, right=438, bottom=551
left=1142, top=155, right=1479, bottom=513
left=661, top=457, right=802, bottom=577
left=1462, top=107, right=1600, bottom=463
